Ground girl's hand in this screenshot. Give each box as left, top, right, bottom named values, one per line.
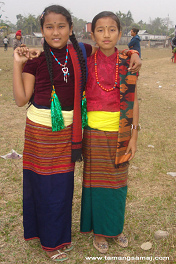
left=14, top=47, right=41, bottom=64
left=128, top=53, right=142, bottom=73
left=13, top=47, right=30, bottom=64
left=28, top=48, right=42, bottom=59
left=125, top=138, right=137, bottom=161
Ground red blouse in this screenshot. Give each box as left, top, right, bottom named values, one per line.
left=86, top=48, right=120, bottom=112
left=23, top=43, right=92, bottom=109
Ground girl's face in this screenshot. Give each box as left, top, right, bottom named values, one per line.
left=16, top=35, right=21, bottom=40
left=91, top=17, right=121, bottom=56
left=41, top=12, right=73, bottom=49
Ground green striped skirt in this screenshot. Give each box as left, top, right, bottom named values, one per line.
left=80, top=127, right=128, bottom=237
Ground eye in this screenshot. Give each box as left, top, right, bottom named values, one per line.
left=97, top=29, right=103, bottom=32
left=59, top=25, right=65, bottom=29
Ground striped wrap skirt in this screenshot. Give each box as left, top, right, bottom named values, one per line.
left=23, top=118, right=74, bottom=251
left=80, top=127, right=128, bottom=237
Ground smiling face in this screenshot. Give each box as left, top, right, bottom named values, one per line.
left=91, top=17, right=121, bottom=56
left=41, top=12, right=73, bottom=49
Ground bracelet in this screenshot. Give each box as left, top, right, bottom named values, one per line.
left=131, top=124, right=141, bottom=131
left=126, top=50, right=140, bottom=57
left=121, top=49, right=129, bottom=55
left=121, top=49, right=140, bottom=57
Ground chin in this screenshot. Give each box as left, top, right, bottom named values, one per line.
left=51, top=44, right=64, bottom=49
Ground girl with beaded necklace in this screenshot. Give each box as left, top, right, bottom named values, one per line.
left=80, top=11, right=139, bottom=254
left=13, top=5, right=94, bottom=262
left=13, top=5, right=141, bottom=262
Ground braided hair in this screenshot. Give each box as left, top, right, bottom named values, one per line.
left=40, top=5, right=87, bottom=94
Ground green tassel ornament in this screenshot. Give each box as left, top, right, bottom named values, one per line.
left=50, top=85, right=65, bottom=131
left=82, top=92, right=88, bottom=128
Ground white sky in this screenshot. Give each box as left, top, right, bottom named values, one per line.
left=1, top=0, right=176, bottom=27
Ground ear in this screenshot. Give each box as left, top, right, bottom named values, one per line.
left=41, top=27, right=44, bottom=37
left=91, top=32, right=95, bottom=42
left=118, top=31, right=122, bottom=41
left=69, top=25, right=73, bottom=36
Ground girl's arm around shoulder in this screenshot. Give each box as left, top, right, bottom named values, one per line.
left=128, top=53, right=141, bottom=73
left=82, top=43, right=96, bottom=57
left=82, top=43, right=98, bottom=56
left=13, top=47, right=36, bottom=107
left=28, top=48, right=42, bottom=58
left=90, top=45, right=142, bottom=74
left=119, top=50, right=142, bottom=73
left=125, top=83, right=139, bottom=161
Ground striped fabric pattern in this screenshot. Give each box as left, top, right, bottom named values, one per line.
left=115, top=54, right=137, bottom=166
left=82, top=128, right=128, bottom=189
left=23, top=118, right=74, bottom=175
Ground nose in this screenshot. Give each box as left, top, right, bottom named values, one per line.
left=53, top=27, right=59, bottom=35
left=104, top=28, right=110, bottom=37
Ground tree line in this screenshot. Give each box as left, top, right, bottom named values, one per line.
left=0, top=10, right=175, bottom=37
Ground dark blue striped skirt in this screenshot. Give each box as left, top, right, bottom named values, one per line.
left=23, top=118, right=74, bottom=251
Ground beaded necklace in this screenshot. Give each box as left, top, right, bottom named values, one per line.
left=50, top=45, right=69, bottom=83
left=94, top=50, right=119, bottom=92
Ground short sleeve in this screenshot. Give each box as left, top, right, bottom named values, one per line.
left=23, top=57, right=39, bottom=76
left=83, top=43, right=92, bottom=57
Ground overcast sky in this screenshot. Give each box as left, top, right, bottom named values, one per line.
left=1, top=0, right=176, bottom=28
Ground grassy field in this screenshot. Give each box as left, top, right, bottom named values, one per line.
left=0, top=46, right=175, bottom=264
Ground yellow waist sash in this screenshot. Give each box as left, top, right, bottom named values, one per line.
left=87, top=111, right=120, bottom=131
left=27, top=104, right=73, bottom=127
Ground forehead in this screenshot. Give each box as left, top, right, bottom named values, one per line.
left=44, top=12, right=68, bottom=24
left=95, top=17, right=118, bottom=28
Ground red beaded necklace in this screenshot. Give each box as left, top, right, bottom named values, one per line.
left=94, top=50, right=119, bottom=92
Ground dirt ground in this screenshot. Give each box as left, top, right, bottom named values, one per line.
left=0, top=46, right=175, bottom=263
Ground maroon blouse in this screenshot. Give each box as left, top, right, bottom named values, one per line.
left=23, top=43, right=92, bottom=109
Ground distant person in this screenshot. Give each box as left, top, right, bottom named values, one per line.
left=171, top=36, right=176, bottom=60
left=171, top=36, right=176, bottom=50
left=13, top=30, right=26, bottom=50
left=3, top=36, right=9, bottom=51
left=128, top=28, right=141, bottom=57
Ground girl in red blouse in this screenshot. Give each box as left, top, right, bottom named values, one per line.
left=80, top=11, right=139, bottom=254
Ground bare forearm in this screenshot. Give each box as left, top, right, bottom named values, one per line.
left=13, top=47, right=36, bottom=107
left=131, top=86, right=139, bottom=140
left=13, top=61, right=28, bottom=106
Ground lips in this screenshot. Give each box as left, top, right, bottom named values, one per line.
left=53, top=38, right=61, bottom=41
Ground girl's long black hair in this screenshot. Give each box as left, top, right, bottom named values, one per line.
left=41, top=5, right=87, bottom=94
